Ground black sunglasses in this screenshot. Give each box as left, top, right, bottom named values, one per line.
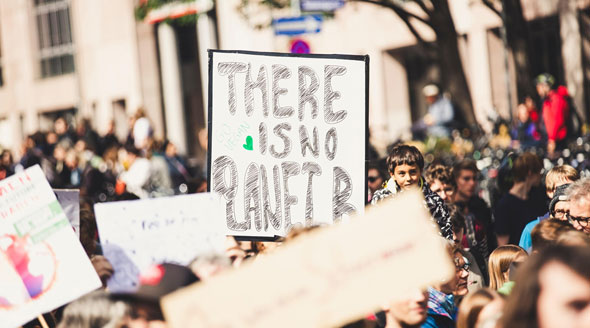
left=567, top=213, right=590, bottom=227
left=368, top=176, right=380, bottom=183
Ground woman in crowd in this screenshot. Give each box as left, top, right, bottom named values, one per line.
left=456, top=288, right=503, bottom=328
left=488, top=245, right=527, bottom=294
left=501, top=245, right=590, bottom=328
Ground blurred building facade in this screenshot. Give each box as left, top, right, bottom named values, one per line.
left=217, top=0, right=590, bottom=154
left=1, top=0, right=589, bottom=157
left=0, top=0, right=213, bottom=157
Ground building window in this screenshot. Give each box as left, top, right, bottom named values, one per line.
left=34, top=0, right=74, bottom=78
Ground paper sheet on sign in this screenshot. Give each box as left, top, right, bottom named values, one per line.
left=94, top=193, right=226, bottom=292
left=54, top=189, right=80, bottom=237
left=0, top=165, right=101, bottom=328
left=208, top=50, right=368, bottom=238
left=161, top=189, right=454, bottom=328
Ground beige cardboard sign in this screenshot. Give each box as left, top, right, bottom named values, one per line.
left=161, top=189, right=454, bottom=328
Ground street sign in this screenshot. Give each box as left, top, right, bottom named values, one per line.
left=290, top=39, right=311, bottom=54
left=272, top=15, right=323, bottom=36
left=301, top=0, right=345, bottom=12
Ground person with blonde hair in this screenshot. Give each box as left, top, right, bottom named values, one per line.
left=488, top=245, right=527, bottom=293
left=519, top=165, right=579, bottom=251
left=456, top=288, right=503, bottom=328
left=501, top=245, right=590, bottom=328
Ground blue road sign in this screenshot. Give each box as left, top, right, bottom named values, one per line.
left=301, top=0, right=345, bottom=12
left=273, top=15, right=323, bottom=36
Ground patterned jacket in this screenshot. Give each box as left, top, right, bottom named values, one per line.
left=371, top=177, right=453, bottom=240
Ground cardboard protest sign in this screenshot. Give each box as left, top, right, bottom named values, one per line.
left=94, top=193, right=226, bottom=292
left=54, top=189, right=80, bottom=237
left=0, top=165, right=101, bottom=328
left=161, top=189, right=455, bottom=328
left=208, top=50, right=369, bottom=237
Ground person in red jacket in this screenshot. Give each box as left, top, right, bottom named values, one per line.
left=536, top=73, right=570, bottom=155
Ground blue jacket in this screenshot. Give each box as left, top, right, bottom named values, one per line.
left=422, top=287, right=456, bottom=328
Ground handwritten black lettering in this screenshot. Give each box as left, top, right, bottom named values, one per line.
left=332, top=166, right=356, bottom=223
left=261, top=164, right=282, bottom=231
left=245, top=63, right=269, bottom=117
left=282, top=162, right=300, bottom=233
left=272, top=64, right=294, bottom=118
left=298, top=66, right=319, bottom=121
left=324, top=65, right=348, bottom=124
left=212, top=156, right=249, bottom=231
left=302, top=162, right=321, bottom=227
left=270, top=123, right=292, bottom=159
left=218, top=62, right=247, bottom=115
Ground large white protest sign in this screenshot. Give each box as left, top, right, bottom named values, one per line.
left=54, top=189, right=80, bottom=237
left=161, top=189, right=454, bottom=328
left=0, top=166, right=101, bottom=328
left=208, top=50, right=368, bottom=237
left=94, top=193, right=226, bottom=292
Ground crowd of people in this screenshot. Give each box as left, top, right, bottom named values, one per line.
left=0, top=109, right=208, bottom=207
left=2, top=73, right=590, bottom=328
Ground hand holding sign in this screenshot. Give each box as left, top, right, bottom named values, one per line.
left=161, top=190, right=454, bottom=328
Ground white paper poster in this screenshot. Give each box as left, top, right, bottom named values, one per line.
left=0, top=165, right=101, bottom=328
left=94, top=193, right=226, bottom=292
left=54, top=189, right=80, bottom=237
left=208, top=50, right=368, bottom=237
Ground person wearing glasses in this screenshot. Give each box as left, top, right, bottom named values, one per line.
left=424, top=164, right=455, bottom=203
left=367, top=160, right=387, bottom=204
left=423, top=243, right=469, bottom=328
left=565, top=178, right=590, bottom=234
left=518, top=165, right=579, bottom=252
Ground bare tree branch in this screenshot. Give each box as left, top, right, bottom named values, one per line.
left=350, top=0, right=435, bottom=50
left=482, top=0, right=502, bottom=18
left=411, top=0, right=432, bottom=17
left=351, top=0, right=433, bottom=28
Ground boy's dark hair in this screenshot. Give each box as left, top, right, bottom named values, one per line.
left=452, top=159, right=479, bottom=182
left=424, top=164, right=455, bottom=187
left=512, top=152, right=542, bottom=182
left=386, top=145, right=424, bottom=174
